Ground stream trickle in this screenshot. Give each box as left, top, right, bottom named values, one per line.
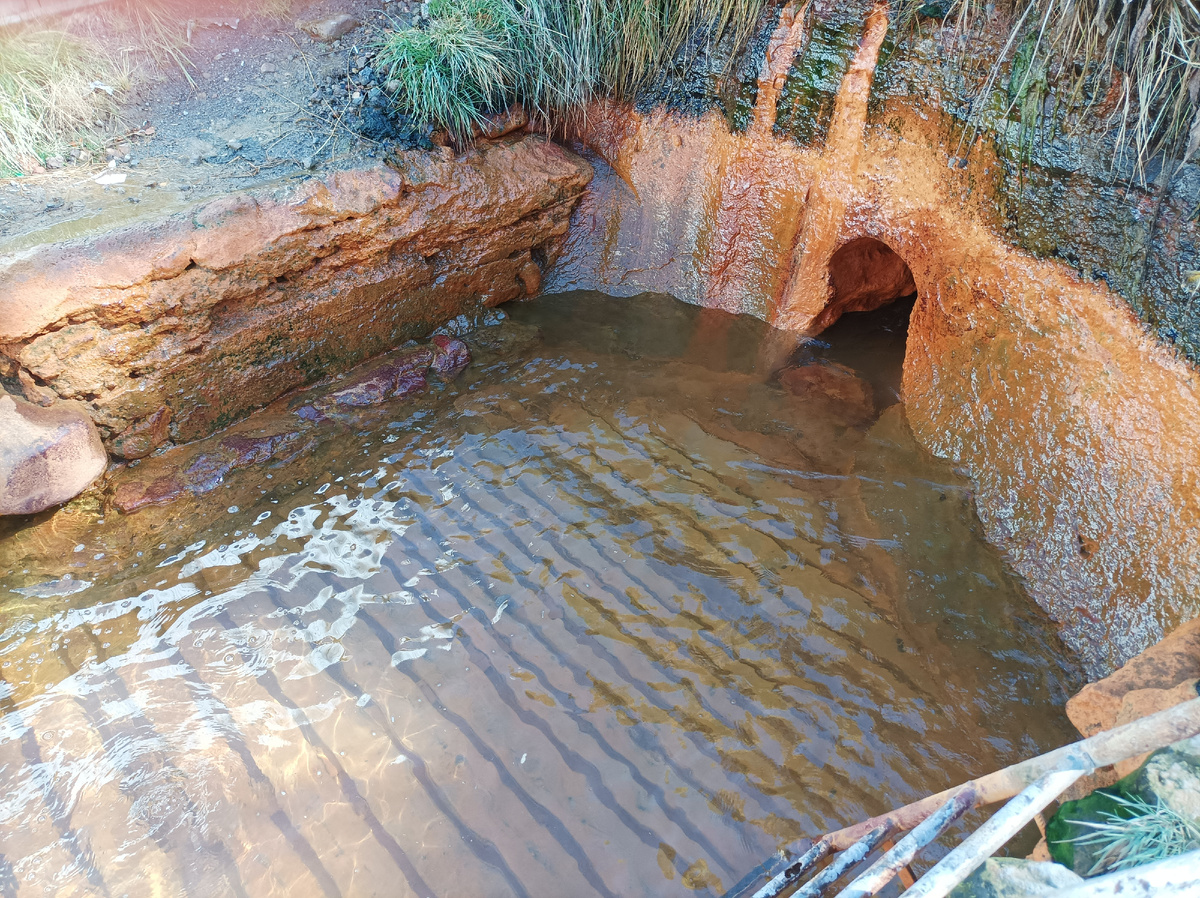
left=0, top=291, right=1083, bottom=897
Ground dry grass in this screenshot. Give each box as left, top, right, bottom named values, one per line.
left=896, top=0, right=1200, bottom=177
left=0, top=0, right=307, bottom=175
left=375, top=0, right=768, bottom=138
left=0, top=27, right=127, bottom=175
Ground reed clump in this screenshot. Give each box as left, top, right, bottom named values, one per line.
left=374, top=0, right=767, bottom=138
left=1062, top=793, right=1200, bottom=875
left=896, top=0, right=1200, bottom=175
left=0, top=27, right=125, bottom=176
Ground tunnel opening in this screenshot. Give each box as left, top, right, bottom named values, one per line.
left=817, top=236, right=917, bottom=332
left=783, top=237, right=918, bottom=413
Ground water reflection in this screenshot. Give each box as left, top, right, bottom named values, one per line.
left=0, top=291, right=1082, bottom=897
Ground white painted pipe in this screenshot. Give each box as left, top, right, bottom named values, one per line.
left=1052, top=849, right=1200, bottom=898
left=900, top=768, right=1086, bottom=898
left=822, top=697, right=1200, bottom=850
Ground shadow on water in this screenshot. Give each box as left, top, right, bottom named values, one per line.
left=0, top=290, right=1082, bottom=897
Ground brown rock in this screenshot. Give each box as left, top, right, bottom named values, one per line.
left=473, top=105, right=529, bottom=141
left=0, top=393, right=107, bottom=515
left=0, top=137, right=591, bottom=452
left=518, top=259, right=542, bottom=296
left=1066, top=618, right=1200, bottom=738
left=111, top=406, right=172, bottom=460
left=299, top=14, right=358, bottom=42
left=779, top=361, right=875, bottom=427
left=17, top=367, right=55, bottom=406
left=1058, top=620, right=1200, bottom=796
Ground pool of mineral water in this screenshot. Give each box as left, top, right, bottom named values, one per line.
left=0, top=291, right=1083, bottom=897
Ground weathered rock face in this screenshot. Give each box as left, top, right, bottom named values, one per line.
left=948, top=858, right=1083, bottom=898
left=1065, top=619, right=1200, bottom=786
left=0, top=392, right=107, bottom=515
left=1135, top=736, right=1200, bottom=822
left=0, top=136, right=591, bottom=456
left=1068, top=619, right=1200, bottom=739
left=550, top=7, right=1200, bottom=675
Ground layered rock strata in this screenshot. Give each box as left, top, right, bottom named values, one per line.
left=0, top=135, right=591, bottom=456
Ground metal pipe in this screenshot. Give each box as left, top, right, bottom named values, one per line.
left=821, top=697, right=1200, bottom=851
left=1052, top=849, right=1200, bottom=898
left=900, top=768, right=1086, bottom=898
left=837, top=787, right=977, bottom=898
left=749, top=840, right=831, bottom=898
left=791, top=824, right=892, bottom=898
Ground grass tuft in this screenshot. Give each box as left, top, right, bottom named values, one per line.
left=0, top=27, right=125, bottom=175
left=1062, top=793, right=1200, bottom=876
left=374, top=0, right=767, bottom=138
left=893, top=0, right=1200, bottom=177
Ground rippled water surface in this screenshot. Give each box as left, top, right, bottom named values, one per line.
left=0, top=292, right=1083, bottom=897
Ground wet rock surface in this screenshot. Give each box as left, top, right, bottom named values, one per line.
left=0, top=136, right=590, bottom=451
left=551, top=9, right=1200, bottom=674
left=0, top=392, right=107, bottom=516
left=112, top=333, right=472, bottom=514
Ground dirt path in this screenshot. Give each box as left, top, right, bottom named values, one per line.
left=1, top=0, right=425, bottom=248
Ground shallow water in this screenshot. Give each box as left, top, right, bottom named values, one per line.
left=0, top=291, right=1083, bottom=897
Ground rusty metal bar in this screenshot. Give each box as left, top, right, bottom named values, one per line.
left=725, top=699, right=1200, bottom=898
left=821, top=697, right=1200, bottom=851
left=837, top=787, right=977, bottom=898
left=901, top=768, right=1086, bottom=898
left=791, top=824, right=893, bottom=898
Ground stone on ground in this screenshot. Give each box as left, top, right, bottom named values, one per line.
left=299, top=14, right=359, bottom=42
left=0, top=393, right=107, bottom=515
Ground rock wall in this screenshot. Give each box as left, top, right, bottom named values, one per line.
left=548, top=4, right=1200, bottom=675
left=0, top=135, right=591, bottom=454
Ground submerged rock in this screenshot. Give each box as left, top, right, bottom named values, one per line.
left=0, top=393, right=107, bottom=515
left=431, top=335, right=471, bottom=380
left=110, top=332, right=474, bottom=514
left=111, top=407, right=172, bottom=460
left=948, top=859, right=1083, bottom=897
left=324, top=347, right=436, bottom=410
left=779, top=361, right=875, bottom=427
left=112, top=426, right=309, bottom=513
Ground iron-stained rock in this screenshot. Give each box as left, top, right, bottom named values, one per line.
left=0, top=393, right=107, bottom=515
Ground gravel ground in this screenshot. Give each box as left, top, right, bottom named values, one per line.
left=0, top=0, right=430, bottom=248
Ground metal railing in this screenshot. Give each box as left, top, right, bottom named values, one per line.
left=726, top=697, right=1200, bottom=898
